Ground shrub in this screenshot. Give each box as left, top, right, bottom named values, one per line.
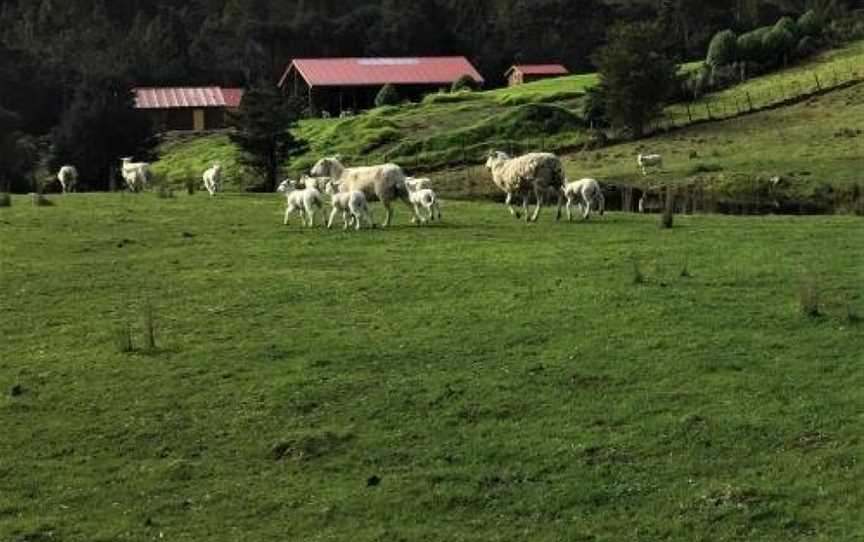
left=707, top=29, right=738, bottom=67
left=737, top=27, right=770, bottom=64
left=798, top=10, right=822, bottom=38
left=775, top=16, right=800, bottom=39
left=762, top=26, right=796, bottom=67
left=375, top=84, right=400, bottom=108
left=582, top=86, right=608, bottom=127
left=451, top=75, right=477, bottom=93
left=796, top=36, right=819, bottom=59
left=0, top=193, right=10, bottom=207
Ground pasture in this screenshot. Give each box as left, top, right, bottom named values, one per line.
left=1, top=193, right=862, bottom=541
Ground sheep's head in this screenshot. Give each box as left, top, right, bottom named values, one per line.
left=311, top=156, right=344, bottom=178
left=277, top=179, right=297, bottom=193
left=485, top=151, right=509, bottom=170
left=324, top=180, right=342, bottom=195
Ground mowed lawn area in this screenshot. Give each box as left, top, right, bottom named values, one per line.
left=1, top=193, right=862, bottom=541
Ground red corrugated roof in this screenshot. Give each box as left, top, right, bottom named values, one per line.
left=279, top=57, right=485, bottom=88
left=133, top=87, right=245, bottom=109
left=509, top=64, right=570, bottom=76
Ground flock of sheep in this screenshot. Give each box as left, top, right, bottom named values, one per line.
left=54, top=151, right=667, bottom=228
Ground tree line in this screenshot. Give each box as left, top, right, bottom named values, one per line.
left=1, top=0, right=862, bottom=190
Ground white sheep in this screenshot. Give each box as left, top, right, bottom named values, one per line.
left=405, top=182, right=442, bottom=224
left=484, top=151, right=565, bottom=222
left=120, top=157, right=151, bottom=192
left=57, top=165, right=78, bottom=194
left=324, top=180, right=375, bottom=230
left=276, top=179, right=324, bottom=227
left=562, top=178, right=605, bottom=221
left=404, top=177, right=433, bottom=192
left=637, top=153, right=663, bottom=176
left=202, top=163, right=222, bottom=197
left=299, top=175, right=330, bottom=192
left=310, top=156, right=420, bottom=226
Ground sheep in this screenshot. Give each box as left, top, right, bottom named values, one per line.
left=484, top=151, right=565, bottom=222
left=276, top=179, right=324, bottom=227
left=405, top=177, right=433, bottom=192
left=202, top=163, right=222, bottom=197
left=324, top=180, right=375, bottom=230
left=637, top=153, right=663, bottom=176
left=310, top=156, right=420, bottom=226
left=405, top=181, right=442, bottom=224
left=120, top=157, right=151, bottom=193
left=57, top=165, right=78, bottom=194
left=562, top=178, right=605, bottom=221
left=298, top=175, right=330, bottom=192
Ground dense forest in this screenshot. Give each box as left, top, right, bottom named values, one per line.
left=0, top=0, right=862, bottom=189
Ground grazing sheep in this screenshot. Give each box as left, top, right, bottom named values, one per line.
left=562, top=178, right=605, bottom=221
left=120, top=157, right=151, bottom=192
left=310, top=156, right=419, bottom=226
left=324, top=180, right=375, bottom=230
left=484, top=151, right=565, bottom=222
left=57, top=165, right=78, bottom=194
left=637, top=153, right=663, bottom=176
left=405, top=182, right=442, bottom=224
left=276, top=179, right=324, bottom=227
left=202, top=163, right=222, bottom=197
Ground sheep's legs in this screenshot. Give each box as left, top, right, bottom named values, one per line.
left=522, top=195, right=531, bottom=223
left=327, top=208, right=339, bottom=229
left=506, top=193, right=521, bottom=219
left=382, top=201, right=394, bottom=227
left=530, top=190, right=544, bottom=223
left=566, top=196, right=574, bottom=222
left=583, top=199, right=592, bottom=220
left=555, top=191, right=564, bottom=221
left=598, top=194, right=606, bottom=216
left=283, top=206, right=293, bottom=226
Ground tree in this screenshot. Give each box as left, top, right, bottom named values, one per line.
left=228, top=85, right=306, bottom=192
left=50, top=77, right=158, bottom=191
left=592, top=22, right=679, bottom=138
left=374, top=84, right=401, bottom=107
left=707, top=29, right=738, bottom=67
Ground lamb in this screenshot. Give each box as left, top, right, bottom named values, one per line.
left=404, top=177, right=433, bottom=192
left=120, top=157, right=151, bottom=193
left=637, top=153, right=663, bottom=176
left=202, top=163, right=222, bottom=197
left=484, top=151, right=565, bottom=222
left=57, top=165, right=78, bottom=194
left=562, top=178, right=605, bottom=221
left=324, top=180, right=375, bottom=230
left=405, top=182, right=442, bottom=224
left=276, top=179, right=324, bottom=227
left=310, top=156, right=419, bottom=226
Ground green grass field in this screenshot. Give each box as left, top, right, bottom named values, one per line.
left=2, top=193, right=863, bottom=541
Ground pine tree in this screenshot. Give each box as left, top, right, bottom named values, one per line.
left=228, top=86, right=306, bottom=192
left=592, top=21, right=679, bottom=138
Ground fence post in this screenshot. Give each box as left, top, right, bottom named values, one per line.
left=685, top=102, right=693, bottom=123
left=705, top=102, right=712, bottom=119
left=746, top=91, right=754, bottom=112
left=813, top=73, right=822, bottom=91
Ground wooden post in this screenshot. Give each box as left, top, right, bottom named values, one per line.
left=705, top=102, right=712, bottom=119
left=814, top=73, right=822, bottom=91
left=685, top=102, right=693, bottom=123
left=746, top=91, right=754, bottom=111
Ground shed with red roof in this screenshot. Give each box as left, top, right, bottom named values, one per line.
left=505, top=65, right=570, bottom=87
left=278, top=57, right=484, bottom=115
left=133, top=87, right=245, bottom=132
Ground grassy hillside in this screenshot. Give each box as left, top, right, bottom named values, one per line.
left=151, top=41, right=864, bottom=195
left=2, top=194, right=862, bottom=541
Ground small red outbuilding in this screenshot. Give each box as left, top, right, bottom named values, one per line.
left=505, top=64, right=570, bottom=87
left=133, top=87, right=244, bottom=132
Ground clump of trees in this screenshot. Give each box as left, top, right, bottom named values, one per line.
left=228, top=85, right=306, bottom=192
left=592, top=22, right=679, bottom=138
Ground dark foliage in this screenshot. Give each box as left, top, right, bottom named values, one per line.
left=593, top=22, right=680, bottom=138
left=229, top=85, right=307, bottom=192
left=50, top=77, right=159, bottom=191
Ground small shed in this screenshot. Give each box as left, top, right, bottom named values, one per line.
left=278, top=57, right=485, bottom=114
left=505, top=65, right=570, bottom=87
left=133, top=87, right=245, bottom=132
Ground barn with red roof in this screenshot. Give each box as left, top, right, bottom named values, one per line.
left=505, top=64, right=570, bottom=87
left=278, top=57, right=484, bottom=115
left=133, top=87, right=244, bottom=132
